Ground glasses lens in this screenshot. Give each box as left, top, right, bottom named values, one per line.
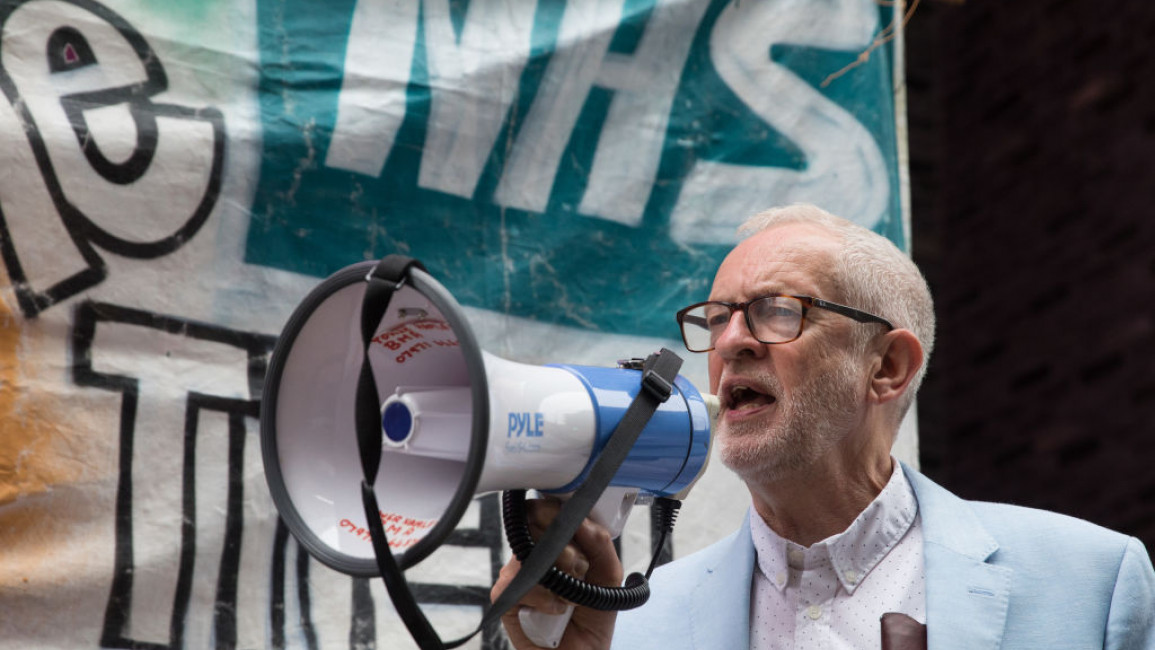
left=748, top=296, right=804, bottom=343
left=680, top=303, right=729, bottom=351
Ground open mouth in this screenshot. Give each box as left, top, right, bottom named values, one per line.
left=724, top=383, right=776, bottom=413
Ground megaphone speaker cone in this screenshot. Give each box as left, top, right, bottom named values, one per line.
left=261, top=261, right=488, bottom=576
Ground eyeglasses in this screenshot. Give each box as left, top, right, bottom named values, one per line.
left=675, top=294, right=894, bottom=352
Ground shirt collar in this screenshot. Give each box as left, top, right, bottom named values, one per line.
left=749, top=459, right=920, bottom=595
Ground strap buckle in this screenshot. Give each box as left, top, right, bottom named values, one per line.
left=641, top=368, right=674, bottom=402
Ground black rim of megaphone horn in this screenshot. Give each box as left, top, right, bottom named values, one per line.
left=260, top=259, right=488, bottom=576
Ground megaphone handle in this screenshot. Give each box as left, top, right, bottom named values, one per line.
left=512, top=488, right=635, bottom=649
left=519, top=604, right=575, bottom=648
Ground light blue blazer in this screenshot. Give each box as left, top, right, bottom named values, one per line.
left=613, top=465, right=1155, bottom=649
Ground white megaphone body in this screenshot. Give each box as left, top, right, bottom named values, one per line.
left=261, top=258, right=714, bottom=648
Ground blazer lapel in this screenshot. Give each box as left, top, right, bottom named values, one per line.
left=687, top=513, right=755, bottom=649
left=904, top=465, right=1012, bottom=650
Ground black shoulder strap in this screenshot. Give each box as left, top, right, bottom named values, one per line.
left=353, top=256, right=446, bottom=646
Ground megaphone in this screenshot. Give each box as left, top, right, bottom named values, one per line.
left=261, top=257, right=714, bottom=648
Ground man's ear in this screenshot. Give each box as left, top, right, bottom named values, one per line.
left=869, top=329, right=924, bottom=405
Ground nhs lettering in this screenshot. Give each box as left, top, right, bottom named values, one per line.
left=509, top=412, right=547, bottom=438
left=248, top=0, right=904, bottom=338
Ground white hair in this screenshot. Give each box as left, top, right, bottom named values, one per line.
left=739, top=204, right=936, bottom=418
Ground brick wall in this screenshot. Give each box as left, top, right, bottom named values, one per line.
left=906, top=0, right=1155, bottom=551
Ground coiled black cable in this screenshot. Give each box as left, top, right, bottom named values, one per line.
left=501, top=489, right=682, bottom=612
left=646, top=496, right=682, bottom=577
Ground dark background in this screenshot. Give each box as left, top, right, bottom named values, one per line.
left=906, top=0, right=1155, bottom=553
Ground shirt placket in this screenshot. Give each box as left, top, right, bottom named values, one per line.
left=790, top=548, right=839, bottom=649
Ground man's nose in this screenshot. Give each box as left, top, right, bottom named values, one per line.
left=713, top=310, right=763, bottom=357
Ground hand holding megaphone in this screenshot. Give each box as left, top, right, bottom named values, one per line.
left=493, top=495, right=625, bottom=650
left=510, top=487, right=639, bottom=648
left=499, top=389, right=719, bottom=649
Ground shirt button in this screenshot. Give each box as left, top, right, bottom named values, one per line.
left=775, top=572, right=787, bottom=586
left=844, top=570, right=859, bottom=584
left=805, top=605, right=822, bottom=620
left=788, top=549, right=805, bottom=565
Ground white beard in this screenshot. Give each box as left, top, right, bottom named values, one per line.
left=718, top=354, right=863, bottom=484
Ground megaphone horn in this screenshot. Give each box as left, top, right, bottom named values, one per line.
left=260, top=257, right=714, bottom=646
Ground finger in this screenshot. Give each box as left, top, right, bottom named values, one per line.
left=503, top=583, right=571, bottom=615
left=550, top=540, right=590, bottom=579
left=490, top=556, right=521, bottom=605
left=522, top=497, right=592, bottom=578
left=571, top=517, right=623, bottom=586
left=491, top=557, right=571, bottom=615
left=525, top=497, right=564, bottom=536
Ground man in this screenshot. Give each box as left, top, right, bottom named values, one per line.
left=493, top=204, right=1155, bottom=649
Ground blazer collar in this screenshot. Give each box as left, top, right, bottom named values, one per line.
left=903, top=463, right=998, bottom=560
left=902, top=463, right=1012, bottom=650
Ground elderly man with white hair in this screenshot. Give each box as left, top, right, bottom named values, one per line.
left=494, top=203, right=1155, bottom=650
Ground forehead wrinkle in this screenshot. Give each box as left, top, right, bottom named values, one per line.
left=712, top=236, right=841, bottom=303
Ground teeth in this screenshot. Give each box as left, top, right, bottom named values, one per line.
left=729, top=385, right=753, bottom=404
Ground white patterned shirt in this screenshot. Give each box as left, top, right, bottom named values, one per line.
left=749, top=461, right=925, bottom=650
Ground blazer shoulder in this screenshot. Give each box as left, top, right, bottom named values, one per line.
left=969, top=501, right=1155, bottom=646
left=969, top=499, right=1135, bottom=552
left=905, top=463, right=1140, bottom=561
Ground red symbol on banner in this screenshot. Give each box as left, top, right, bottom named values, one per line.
left=63, top=43, right=79, bottom=65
